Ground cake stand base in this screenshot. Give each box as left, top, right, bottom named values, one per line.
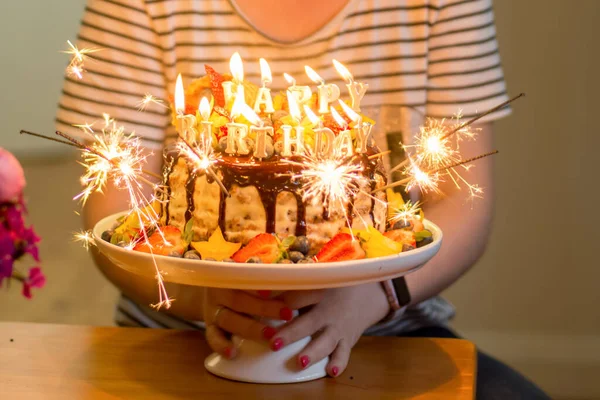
left=204, top=335, right=328, bottom=384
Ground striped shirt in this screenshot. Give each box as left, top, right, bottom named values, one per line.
left=58, top=0, right=510, bottom=333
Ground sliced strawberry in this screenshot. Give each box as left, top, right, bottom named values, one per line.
left=314, top=233, right=366, bottom=262
left=133, top=226, right=186, bottom=256
left=232, top=234, right=282, bottom=263
left=383, top=229, right=416, bottom=247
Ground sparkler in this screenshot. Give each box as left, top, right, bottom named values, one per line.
left=21, top=119, right=173, bottom=310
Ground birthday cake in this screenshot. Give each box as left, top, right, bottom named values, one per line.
left=108, top=54, right=432, bottom=263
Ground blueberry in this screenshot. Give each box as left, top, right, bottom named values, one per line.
left=402, top=244, right=415, bottom=252
left=298, top=258, right=315, bottom=264
left=101, top=230, right=114, bottom=242
left=204, top=257, right=217, bottom=261
left=416, top=235, right=434, bottom=248
left=246, top=256, right=262, bottom=263
left=278, top=259, right=293, bottom=264
left=264, top=140, right=275, bottom=159
left=392, top=220, right=411, bottom=230
left=288, top=251, right=304, bottom=263
left=218, top=136, right=228, bottom=152
left=168, top=250, right=182, bottom=258
left=222, top=258, right=235, bottom=263
left=290, top=236, right=310, bottom=255
left=274, top=140, right=285, bottom=155
left=183, top=250, right=201, bottom=260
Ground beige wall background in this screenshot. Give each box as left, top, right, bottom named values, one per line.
left=0, top=1, right=598, bottom=399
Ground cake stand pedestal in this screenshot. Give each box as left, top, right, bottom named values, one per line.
left=94, top=213, right=442, bottom=384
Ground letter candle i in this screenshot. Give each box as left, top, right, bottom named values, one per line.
left=225, top=92, right=251, bottom=155
left=198, top=97, right=213, bottom=150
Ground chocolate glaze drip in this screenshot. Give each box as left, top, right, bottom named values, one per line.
left=162, top=154, right=180, bottom=225
left=293, top=192, right=307, bottom=236
left=161, top=146, right=387, bottom=239
left=185, top=168, right=197, bottom=222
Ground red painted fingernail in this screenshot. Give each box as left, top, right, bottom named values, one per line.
left=271, top=338, right=283, bottom=351
left=257, top=290, right=271, bottom=299
left=224, top=347, right=234, bottom=359
left=300, top=355, right=310, bottom=369
left=331, top=366, right=339, bottom=376
left=262, top=326, right=277, bottom=340
left=279, top=307, right=293, bottom=321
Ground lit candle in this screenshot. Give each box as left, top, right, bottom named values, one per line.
left=330, top=107, right=354, bottom=158
left=333, top=59, right=368, bottom=112
left=306, top=105, right=334, bottom=158
left=283, top=72, right=313, bottom=107
left=222, top=52, right=245, bottom=105
left=174, top=73, right=197, bottom=142
left=305, top=65, right=340, bottom=114
left=198, top=97, right=213, bottom=149
left=254, top=58, right=275, bottom=114
left=281, top=91, right=305, bottom=157
left=225, top=93, right=250, bottom=155
left=240, top=103, right=274, bottom=159
left=339, top=99, right=372, bottom=153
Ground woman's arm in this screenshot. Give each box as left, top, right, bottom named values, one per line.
left=405, top=122, right=495, bottom=304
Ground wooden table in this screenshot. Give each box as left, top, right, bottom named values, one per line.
left=0, top=322, right=475, bottom=399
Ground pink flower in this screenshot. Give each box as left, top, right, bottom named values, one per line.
left=0, top=148, right=26, bottom=203
left=22, top=267, right=46, bottom=299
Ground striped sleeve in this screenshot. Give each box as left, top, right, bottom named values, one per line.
left=425, top=0, right=510, bottom=121
left=56, top=0, right=169, bottom=149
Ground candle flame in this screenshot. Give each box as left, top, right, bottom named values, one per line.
left=305, top=65, right=324, bottom=85
left=230, top=86, right=245, bottom=119
left=240, top=103, right=262, bottom=126
left=332, top=59, right=353, bottom=83
left=259, top=58, right=272, bottom=85
left=287, top=90, right=302, bottom=121
left=199, top=97, right=211, bottom=120
left=330, top=106, right=347, bottom=128
left=174, top=74, right=185, bottom=113
left=303, top=105, right=321, bottom=126
left=283, top=72, right=296, bottom=86
left=338, top=99, right=360, bottom=123
left=230, top=52, right=244, bottom=82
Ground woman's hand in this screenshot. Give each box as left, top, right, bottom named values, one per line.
left=271, top=282, right=390, bottom=377
left=204, top=288, right=318, bottom=359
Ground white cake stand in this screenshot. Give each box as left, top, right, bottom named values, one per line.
left=93, top=213, right=442, bottom=384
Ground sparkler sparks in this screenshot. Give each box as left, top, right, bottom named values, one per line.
left=73, top=230, right=95, bottom=250
left=137, top=93, right=167, bottom=111
left=62, top=40, right=101, bottom=80
left=389, top=201, right=422, bottom=226
left=285, top=151, right=367, bottom=216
